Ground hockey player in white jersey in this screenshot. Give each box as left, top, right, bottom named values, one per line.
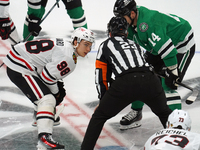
left=0, top=0, right=20, bottom=45
left=3, top=27, right=95, bottom=150
left=144, top=109, right=200, bottom=150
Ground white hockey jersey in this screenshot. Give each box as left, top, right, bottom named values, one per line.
left=4, top=38, right=77, bottom=94
left=0, top=0, right=9, bottom=18
left=144, top=128, right=200, bottom=150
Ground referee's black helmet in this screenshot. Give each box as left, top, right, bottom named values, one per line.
left=107, top=16, right=129, bottom=36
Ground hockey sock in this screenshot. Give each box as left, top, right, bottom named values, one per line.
left=23, top=6, right=45, bottom=41
left=131, top=100, right=144, bottom=110
left=67, top=7, right=87, bottom=29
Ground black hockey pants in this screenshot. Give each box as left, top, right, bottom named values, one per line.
left=81, top=70, right=172, bottom=150
left=6, top=67, right=52, bottom=103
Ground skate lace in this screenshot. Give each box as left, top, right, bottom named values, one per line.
left=123, top=110, right=137, bottom=121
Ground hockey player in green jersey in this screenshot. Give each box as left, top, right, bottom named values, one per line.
left=113, top=0, right=196, bottom=130
left=23, top=0, right=88, bottom=41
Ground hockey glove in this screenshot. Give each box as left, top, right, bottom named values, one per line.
left=53, top=81, right=66, bottom=106
left=28, top=14, right=42, bottom=36
left=144, top=51, right=165, bottom=75
left=0, top=18, right=11, bottom=40
left=165, top=65, right=180, bottom=90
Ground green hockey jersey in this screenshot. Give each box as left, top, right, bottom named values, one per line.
left=127, top=6, right=193, bottom=67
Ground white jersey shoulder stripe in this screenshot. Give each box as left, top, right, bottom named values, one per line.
left=9, top=50, right=34, bottom=71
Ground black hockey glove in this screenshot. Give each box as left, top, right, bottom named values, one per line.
left=53, top=81, right=66, bottom=106
left=165, top=65, right=180, bottom=90
left=28, top=14, right=42, bottom=36
left=144, top=51, right=165, bottom=75
left=0, top=18, right=11, bottom=40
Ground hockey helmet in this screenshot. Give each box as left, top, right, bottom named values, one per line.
left=107, top=16, right=129, bottom=36
left=113, top=0, right=137, bottom=17
left=167, top=109, right=191, bottom=131
left=71, top=27, right=95, bottom=44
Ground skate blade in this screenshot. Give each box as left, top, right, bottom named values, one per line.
left=37, top=140, right=65, bottom=150
left=37, top=148, right=64, bottom=150
left=119, top=121, right=141, bottom=130
left=37, top=145, right=47, bottom=150
left=37, top=145, right=64, bottom=150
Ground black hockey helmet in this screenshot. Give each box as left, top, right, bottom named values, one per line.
left=113, top=0, right=137, bottom=17
left=107, top=16, right=129, bottom=36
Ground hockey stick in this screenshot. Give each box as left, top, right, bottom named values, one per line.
left=55, top=103, right=65, bottom=120
left=1, top=1, right=60, bottom=68
left=8, top=36, right=18, bottom=45
left=176, top=81, right=199, bottom=105
left=23, top=0, right=61, bottom=42
left=157, top=74, right=199, bottom=104
left=0, top=63, right=4, bottom=68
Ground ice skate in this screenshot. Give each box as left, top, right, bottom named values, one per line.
left=37, top=133, right=65, bottom=150
left=120, top=109, right=142, bottom=130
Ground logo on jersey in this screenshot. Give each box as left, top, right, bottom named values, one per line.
left=139, top=22, right=148, bottom=32
left=56, top=38, right=64, bottom=46
left=72, top=52, right=77, bottom=64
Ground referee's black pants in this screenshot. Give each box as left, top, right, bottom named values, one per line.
left=81, top=70, right=172, bottom=150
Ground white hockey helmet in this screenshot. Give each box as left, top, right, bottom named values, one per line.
left=167, top=109, right=191, bottom=131
left=71, top=27, right=95, bottom=44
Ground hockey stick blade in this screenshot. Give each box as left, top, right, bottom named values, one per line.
left=176, top=81, right=199, bottom=105
left=55, top=103, right=65, bottom=120
left=185, top=89, right=199, bottom=105
left=155, top=73, right=198, bottom=104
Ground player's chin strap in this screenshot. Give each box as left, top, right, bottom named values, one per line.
left=72, top=37, right=82, bottom=49
left=129, top=10, right=138, bottom=28
left=73, top=42, right=79, bottom=49
left=129, top=16, right=134, bottom=27
left=72, top=41, right=79, bottom=56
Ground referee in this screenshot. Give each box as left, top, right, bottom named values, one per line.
left=81, top=16, right=172, bottom=150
